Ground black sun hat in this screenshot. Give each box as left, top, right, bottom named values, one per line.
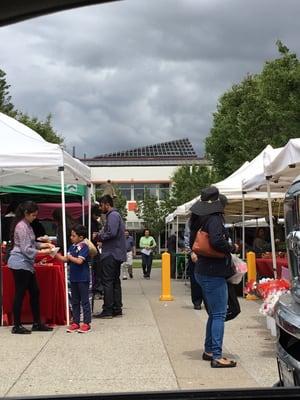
left=189, top=186, right=226, bottom=216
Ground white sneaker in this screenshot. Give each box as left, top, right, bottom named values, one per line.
left=122, top=276, right=128, bottom=280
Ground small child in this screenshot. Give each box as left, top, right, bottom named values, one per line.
left=56, top=224, right=91, bottom=333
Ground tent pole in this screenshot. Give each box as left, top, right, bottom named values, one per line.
left=267, top=180, right=277, bottom=278
left=158, top=233, right=161, bottom=253
left=0, top=199, right=2, bottom=326
left=88, top=184, right=92, bottom=241
left=82, top=196, right=85, bottom=226
left=165, top=222, right=168, bottom=252
left=59, top=167, right=70, bottom=326
left=176, top=216, right=179, bottom=279
left=91, top=182, right=95, bottom=202
left=242, top=192, right=245, bottom=260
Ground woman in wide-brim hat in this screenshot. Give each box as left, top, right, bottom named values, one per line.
left=188, top=186, right=238, bottom=368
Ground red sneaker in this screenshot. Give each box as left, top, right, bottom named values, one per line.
left=78, top=323, right=91, bottom=333
left=66, top=323, right=80, bottom=333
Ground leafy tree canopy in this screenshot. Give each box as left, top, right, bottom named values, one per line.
left=0, top=69, right=16, bottom=116
left=136, top=190, right=169, bottom=240
left=113, top=185, right=128, bottom=222
left=136, top=165, right=216, bottom=237
left=17, top=113, right=63, bottom=145
left=0, top=68, right=63, bottom=145
left=205, top=41, right=300, bottom=179
left=170, top=165, right=217, bottom=206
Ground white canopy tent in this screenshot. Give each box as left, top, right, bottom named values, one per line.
left=165, top=144, right=284, bottom=261
left=0, top=112, right=90, bottom=185
left=0, top=112, right=92, bottom=325
left=243, top=139, right=300, bottom=193
left=242, top=139, right=300, bottom=276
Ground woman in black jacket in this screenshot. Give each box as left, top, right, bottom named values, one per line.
left=189, top=186, right=238, bottom=368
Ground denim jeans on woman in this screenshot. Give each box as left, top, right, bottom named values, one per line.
left=194, top=273, right=228, bottom=360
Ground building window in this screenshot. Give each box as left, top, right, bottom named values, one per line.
left=144, top=183, right=157, bottom=198
left=158, top=183, right=170, bottom=200
left=133, top=184, right=144, bottom=201
left=117, top=184, right=132, bottom=201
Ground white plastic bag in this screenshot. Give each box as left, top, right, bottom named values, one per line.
left=227, top=254, right=248, bottom=284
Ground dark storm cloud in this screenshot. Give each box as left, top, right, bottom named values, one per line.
left=1, top=0, right=300, bottom=157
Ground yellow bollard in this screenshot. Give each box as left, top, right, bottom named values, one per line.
left=246, top=251, right=259, bottom=300
left=160, top=252, right=174, bottom=301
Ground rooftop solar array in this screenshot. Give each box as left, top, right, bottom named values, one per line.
left=93, top=138, right=197, bottom=159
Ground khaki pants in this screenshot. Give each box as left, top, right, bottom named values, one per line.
left=121, top=251, right=133, bottom=278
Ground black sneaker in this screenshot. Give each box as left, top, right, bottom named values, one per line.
left=112, top=310, right=123, bottom=318
left=11, top=325, right=32, bottom=334
left=193, top=304, right=202, bottom=310
left=32, top=323, right=53, bottom=332
left=129, top=273, right=133, bottom=279
left=93, top=312, right=113, bottom=319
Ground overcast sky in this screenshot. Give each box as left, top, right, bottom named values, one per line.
left=1, top=0, right=300, bottom=158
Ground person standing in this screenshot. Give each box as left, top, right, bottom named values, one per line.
left=8, top=201, right=54, bottom=334
left=102, top=180, right=117, bottom=199
left=252, top=227, right=271, bottom=256
left=56, top=224, right=92, bottom=333
left=189, top=187, right=238, bottom=368
left=93, top=195, right=126, bottom=319
left=121, top=230, right=136, bottom=280
left=1, top=200, right=18, bottom=242
left=91, top=205, right=103, bottom=298
left=139, top=229, right=156, bottom=279
left=184, top=221, right=203, bottom=310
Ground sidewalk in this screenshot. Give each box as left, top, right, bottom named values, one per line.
left=0, top=268, right=278, bottom=397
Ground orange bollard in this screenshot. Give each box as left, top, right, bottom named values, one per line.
left=159, top=252, right=174, bottom=301
left=246, top=251, right=259, bottom=300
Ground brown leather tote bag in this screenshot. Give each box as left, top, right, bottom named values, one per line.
left=192, top=230, right=225, bottom=258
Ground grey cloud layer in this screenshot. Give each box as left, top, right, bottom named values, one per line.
left=0, top=0, right=300, bottom=157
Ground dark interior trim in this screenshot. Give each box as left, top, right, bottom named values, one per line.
left=0, top=0, right=121, bottom=27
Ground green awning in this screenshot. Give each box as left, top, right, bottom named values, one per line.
left=0, top=184, right=86, bottom=196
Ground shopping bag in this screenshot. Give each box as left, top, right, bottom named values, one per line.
left=84, top=238, right=98, bottom=258
left=225, top=282, right=241, bottom=321
left=227, top=254, right=248, bottom=284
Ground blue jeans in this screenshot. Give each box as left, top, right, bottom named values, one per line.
left=141, top=253, right=153, bottom=277
left=70, top=282, right=91, bottom=324
left=194, top=273, right=228, bottom=360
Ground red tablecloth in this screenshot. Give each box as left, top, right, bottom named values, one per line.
left=256, top=257, right=288, bottom=278
left=1, top=261, right=66, bottom=326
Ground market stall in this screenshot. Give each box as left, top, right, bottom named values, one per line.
left=0, top=112, right=92, bottom=326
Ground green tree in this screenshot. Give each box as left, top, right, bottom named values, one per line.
left=170, top=165, right=217, bottom=206
left=206, top=41, right=300, bottom=179
left=114, top=185, right=128, bottom=222
left=0, top=69, right=16, bottom=116
left=136, top=191, right=167, bottom=240
left=136, top=166, right=216, bottom=239
left=0, top=68, right=63, bottom=144
left=16, top=112, right=63, bottom=145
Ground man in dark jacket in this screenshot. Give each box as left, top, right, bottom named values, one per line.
left=93, top=195, right=126, bottom=319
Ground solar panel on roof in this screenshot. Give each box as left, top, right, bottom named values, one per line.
left=93, top=138, right=197, bottom=159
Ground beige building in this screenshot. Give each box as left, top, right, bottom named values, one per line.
left=82, top=138, right=209, bottom=232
